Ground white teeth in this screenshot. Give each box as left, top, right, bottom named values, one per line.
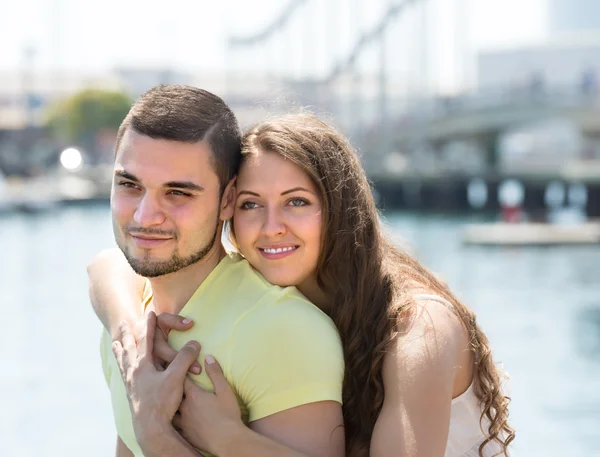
left=263, top=246, right=295, bottom=254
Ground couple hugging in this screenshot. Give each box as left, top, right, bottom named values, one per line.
left=89, top=84, right=514, bottom=457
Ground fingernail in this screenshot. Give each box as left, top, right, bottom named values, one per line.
left=187, top=341, right=199, bottom=350
left=182, top=318, right=192, bottom=325
left=205, top=355, right=215, bottom=365
left=191, top=365, right=201, bottom=374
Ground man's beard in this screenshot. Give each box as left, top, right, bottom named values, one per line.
left=118, top=219, right=220, bottom=278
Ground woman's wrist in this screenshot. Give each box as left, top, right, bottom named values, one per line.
left=212, top=419, right=252, bottom=457
left=136, top=420, right=178, bottom=456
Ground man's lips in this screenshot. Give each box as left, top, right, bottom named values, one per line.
left=129, top=233, right=173, bottom=249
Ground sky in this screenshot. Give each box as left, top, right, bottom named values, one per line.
left=1, top=0, right=549, bottom=73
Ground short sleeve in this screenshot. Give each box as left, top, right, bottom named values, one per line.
left=230, top=298, right=344, bottom=422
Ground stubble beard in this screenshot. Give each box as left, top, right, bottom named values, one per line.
left=117, top=219, right=221, bottom=278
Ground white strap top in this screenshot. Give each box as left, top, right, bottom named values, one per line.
left=412, top=295, right=504, bottom=457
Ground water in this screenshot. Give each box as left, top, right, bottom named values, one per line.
left=1, top=205, right=599, bottom=457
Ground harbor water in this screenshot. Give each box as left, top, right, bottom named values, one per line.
left=1, top=204, right=599, bottom=457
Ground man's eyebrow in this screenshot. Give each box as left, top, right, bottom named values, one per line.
left=114, top=171, right=204, bottom=192
left=115, top=170, right=139, bottom=182
left=164, top=181, right=204, bottom=192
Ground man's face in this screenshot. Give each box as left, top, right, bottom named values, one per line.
left=111, top=129, right=230, bottom=277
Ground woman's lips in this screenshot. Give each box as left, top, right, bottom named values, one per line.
left=258, top=246, right=299, bottom=260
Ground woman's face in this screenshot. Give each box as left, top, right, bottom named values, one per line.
left=233, top=149, right=322, bottom=290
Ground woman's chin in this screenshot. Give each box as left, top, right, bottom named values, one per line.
left=262, top=272, right=300, bottom=288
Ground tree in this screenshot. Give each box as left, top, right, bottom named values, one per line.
left=45, top=88, right=132, bottom=145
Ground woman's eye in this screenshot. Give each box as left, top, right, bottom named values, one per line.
left=289, top=198, right=309, bottom=207
left=240, top=201, right=259, bottom=210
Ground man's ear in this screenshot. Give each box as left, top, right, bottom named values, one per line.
left=219, top=177, right=236, bottom=221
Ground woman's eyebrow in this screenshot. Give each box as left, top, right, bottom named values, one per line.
left=237, top=190, right=260, bottom=197
left=281, top=187, right=313, bottom=196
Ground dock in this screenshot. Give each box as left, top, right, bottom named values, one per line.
left=462, top=221, right=600, bottom=246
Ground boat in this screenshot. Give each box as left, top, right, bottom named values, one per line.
left=462, top=221, right=600, bottom=246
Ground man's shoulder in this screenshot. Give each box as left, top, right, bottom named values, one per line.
left=216, top=254, right=309, bottom=302
left=243, top=288, right=338, bottom=341
left=211, top=254, right=335, bottom=332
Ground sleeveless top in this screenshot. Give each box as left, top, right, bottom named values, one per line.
left=412, top=295, right=504, bottom=457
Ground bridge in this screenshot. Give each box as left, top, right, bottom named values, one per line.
left=372, top=86, right=600, bottom=169
left=224, top=0, right=600, bottom=215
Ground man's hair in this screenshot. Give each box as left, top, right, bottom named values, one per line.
left=115, top=84, right=242, bottom=190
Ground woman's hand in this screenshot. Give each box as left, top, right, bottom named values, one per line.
left=152, top=313, right=202, bottom=374
left=174, top=356, right=244, bottom=456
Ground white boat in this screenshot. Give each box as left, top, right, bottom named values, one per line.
left=462, top=221, right=600, bottom=246
left=2, top=175, right=61, bottom=214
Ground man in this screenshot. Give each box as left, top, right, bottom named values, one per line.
left=91, top=85, right=344, bottom=456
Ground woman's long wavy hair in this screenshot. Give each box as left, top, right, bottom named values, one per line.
left=240, top=113, right=515, bottom=457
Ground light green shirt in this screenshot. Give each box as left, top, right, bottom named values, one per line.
left=100, top=254, right=344, bottom=456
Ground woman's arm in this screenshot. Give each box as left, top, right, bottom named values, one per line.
left=370, top=299, right=471, bottom=457
left=87, top=248, right=145, bottom=339
left=114, top=314, right=338, bottom=457
left=177, top=357, right=344, bottom=457
left=115, top=436, right=134, bottom=457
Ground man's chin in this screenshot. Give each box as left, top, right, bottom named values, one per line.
left=128, top=260, right=176, bottom=278
left=122, top=250, right=176, bottom=277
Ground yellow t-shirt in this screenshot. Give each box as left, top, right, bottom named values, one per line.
left=100, top=253, right=344, bottom=456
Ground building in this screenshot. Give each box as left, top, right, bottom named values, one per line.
left=549, top=0, right=600, bottom=34
left=477, top=35, right=600, bottom=92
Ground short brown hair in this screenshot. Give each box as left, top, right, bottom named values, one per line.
left=115, top=84, right=241, bottom=190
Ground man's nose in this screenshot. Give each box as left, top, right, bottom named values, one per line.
left=133, top=193, right=165, bottom=227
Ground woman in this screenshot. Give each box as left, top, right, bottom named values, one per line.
left=91, top=113, right=514, bottom=457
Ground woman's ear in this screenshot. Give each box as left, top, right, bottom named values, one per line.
left=220, top=177, right=236, bottom=221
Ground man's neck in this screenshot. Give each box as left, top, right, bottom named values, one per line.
left=148, top=245, right=226, bottom=316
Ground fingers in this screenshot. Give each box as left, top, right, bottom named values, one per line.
left=119, top=320, right=136, bottom=352
left=153, top=332, right=202, bottom=375
left=156, top=313, right=194, bottom=337
left=204, top=356, right=230, bottom=395
left=165, top=341, right=201, bottom=383
left=183, top=375, right=199, bottom=393
left=111, top=340, right=130, bottom=386
left=154, top=313, right=201, bottom=375
left=138, top=311, right=156, bottom=360
left=116, top=320, right=137, bottom=371
left=112, top=340, right=124, bottom=371
left=153, top=330, right=178, bottom=365
left=172, top=411, right=182, bottom=432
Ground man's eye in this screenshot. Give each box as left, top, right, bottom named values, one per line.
left=118, top=181, right=138, bottom=189
left=168, top=190, right=191, bottom=197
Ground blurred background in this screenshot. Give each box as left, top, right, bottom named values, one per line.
left=1, top=0, right=599, bottom=455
